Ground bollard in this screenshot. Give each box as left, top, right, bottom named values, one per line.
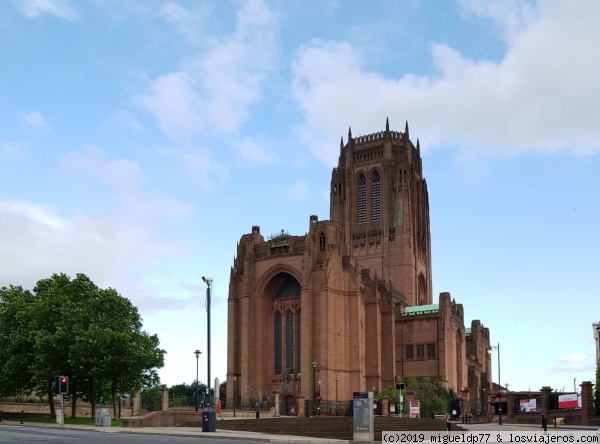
left=446, top=417, right=451, bottom=432
left=542, top=415, right=547, bottom=432
left=21, top=410, right=24, bottom=424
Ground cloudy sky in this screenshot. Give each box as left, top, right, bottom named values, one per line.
left=1, top=0, right=599, bottom=395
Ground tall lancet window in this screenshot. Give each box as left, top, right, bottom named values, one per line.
left=319, top=232, right=326, bottom=251
left=371, top=170, right=381, bottom=221
left=357, top=173, right=366, bottom=225
left=285, top=310, right=294, bottom=372
left=274, top=311, right=282, bottom=374
left=296, top=310, right=301, bottom=374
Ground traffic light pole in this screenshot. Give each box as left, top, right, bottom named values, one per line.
left=60, top=394, right=65, bottom=426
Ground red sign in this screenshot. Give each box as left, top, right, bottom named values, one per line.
left=558, top=393, right=578, bottom=409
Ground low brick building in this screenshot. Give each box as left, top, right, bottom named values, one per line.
left=226, top=120, right=492, bottom=414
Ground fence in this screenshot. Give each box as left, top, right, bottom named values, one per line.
left=223, top=398, right=275, bottom=411
left=304, top=400, right=353, bottom=417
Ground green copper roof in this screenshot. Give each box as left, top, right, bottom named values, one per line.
left=404, top=304, right=439, bottom=315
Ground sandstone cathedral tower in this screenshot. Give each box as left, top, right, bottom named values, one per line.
left=226, top=119, right=492, bottom=415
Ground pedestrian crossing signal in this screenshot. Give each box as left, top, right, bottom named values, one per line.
left=56, top=376, right=68, bottom=395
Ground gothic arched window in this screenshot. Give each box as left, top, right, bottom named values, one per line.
left=296, top=310, right=301, bottom=374
left=285, top=310, right=294, bottom=372
left=371, top=170, right=381, bottom=221
left=319, top=232, right=326, bottom=251
left=357, top=173, right=366, bottom=225
left=418, top=273, right=427, bottom=305
left=274, top=311, right=282, bottom=374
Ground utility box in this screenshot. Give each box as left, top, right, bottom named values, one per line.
left=202, top=409, right=216, bottom=432
left=353, top=391, right=374, bottom=442
left=95, top=408, right=109, bottom=427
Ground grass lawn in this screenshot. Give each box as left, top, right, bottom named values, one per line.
left=26, top=416, right=122, bottom=427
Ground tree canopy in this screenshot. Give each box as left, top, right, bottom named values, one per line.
left=0, top=273, right=165, bottom=418
left=374, top=376, right=451, bottom=416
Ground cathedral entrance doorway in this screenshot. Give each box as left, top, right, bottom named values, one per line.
left=282, top=395, right=297, bottom=416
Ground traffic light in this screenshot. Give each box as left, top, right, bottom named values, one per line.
left=56, top=375, right=68, bottom=395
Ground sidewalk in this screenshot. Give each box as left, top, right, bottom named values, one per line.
left=0, top=419, right=350, bottom=443
left=2, top=419, right=596, bottom=442
left=460, top=421, right=598, bottom=432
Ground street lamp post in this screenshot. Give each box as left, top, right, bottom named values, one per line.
left=481, top=388, right=487, bottom=415
left=318, top=380, right=322, bottom=416
left=202, top=276, right=215, bottom=432
left=233, top=376, right=237, bottom=418
left=311, top=362, right=317, bottom=416
left=335, top=375, right=339, bottom=404
left=488, top=342, right=502, bottom=425
left=194, top=350, right=202, bottom=412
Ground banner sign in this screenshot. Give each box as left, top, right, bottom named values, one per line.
left=519, top=399, right=537, bottom=412
left=410, top=401, right=420, bottom=418
left=558, top=393, right=578, bottom=409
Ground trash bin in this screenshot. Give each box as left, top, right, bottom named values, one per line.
left=202, top=409, right=216, bottom=432
left=95, top=408, right=109, bottom=427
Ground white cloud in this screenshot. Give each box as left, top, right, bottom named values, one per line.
left=0, top=200, right=132, bottom=290
left=62, top=146, right=143, bottom=192
left=551, top=353, right=596, bottom=373
left=0, top=142, right=24, bottom=157
left=22, top=111, right=49, bottom=128
left=139, top=0, right=279, bottom=136
left=138, top=72, right=202, bottom=138
left=458, top=0, right=538, bottom=42
left=12, top=0, right=78, bottom=21
left=283, top=179, right=309, bottom=200
left=0, top=147, right=197, bottom=313
left=105, top=110, right=143, bottom=134
left=236, top=137, right=278, bottom=165
left=158, top=1, right=209, bottom=45
left=155, top=146, right=230, bottom=189
left=291, top=0, right=600, bottom=166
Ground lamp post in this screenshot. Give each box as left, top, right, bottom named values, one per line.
left=318, top=380, right=322, bottom=416
left=202, top=276, right=215, bottom=432
left=194, top=350, right=202, bottom=412
left=488, top=342, right=501, bottom=425
left=233, top=376, right=237, bottom=418
left=481, top=388, right=487, bottom=415
left=311, top=362, right=317, bottom=416
left=335, top=375, right=339, bottom=404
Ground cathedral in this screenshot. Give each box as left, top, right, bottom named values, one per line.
left=226, top=119, right=492, bottom=414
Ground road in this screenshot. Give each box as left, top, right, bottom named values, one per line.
left=0, top=425, right=271, bottom=444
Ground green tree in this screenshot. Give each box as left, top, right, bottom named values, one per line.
left=0, top=286, right=36, bottom=398
left=404, top=376, right=452, bottom=416
left=0, top=273, right=165, bottom=419
left=140, top=384, right=162, bottom=412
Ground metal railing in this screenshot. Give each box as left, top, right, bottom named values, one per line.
left=304, top=400, right=352, bottom=417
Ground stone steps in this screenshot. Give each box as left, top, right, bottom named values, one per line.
left=180, top=416, right=463, bottom=440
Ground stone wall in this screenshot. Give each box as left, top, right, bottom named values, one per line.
left=0, top=401, right=132, bottom=418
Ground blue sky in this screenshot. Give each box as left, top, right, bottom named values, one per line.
left=1, top=0, right=599, bottom=395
